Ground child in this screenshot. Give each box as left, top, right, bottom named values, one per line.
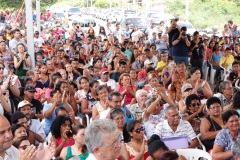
left=26, top=70, right=44, bottom=89
left=156, top=51, right=169, bottom=77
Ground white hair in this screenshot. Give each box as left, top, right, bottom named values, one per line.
left=135, top=89, right=148, bottom=99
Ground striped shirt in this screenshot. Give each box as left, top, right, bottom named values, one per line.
left=214, top=128, right=240, bottom=160
left=154, top=119, right=196, bottom=143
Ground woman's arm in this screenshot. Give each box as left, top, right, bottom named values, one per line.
left=202, top=81, right=213, bottom=98
left=92, top=104, right=99, bottom=120
left=51, top=136, right=66, bottom=157
left=200, top=117, right=220, bottom=140
left=178, top=100, right=187, bottom=113
left=212, top=145, right=233, bottom=160
left=13, top=55, right=22, bottom=69
left=59, top=147, right=67, bottom=160
left=0, top=95, right=11, bottom=114
left=69, top=95, right=78, bottom=114
left=168, top=91, right=175, bottom=103
left=81, top=99, right=92, bottom=114
left=25, top=54, right=31, bottom=67
left=143, top=95, right=161, bottom=121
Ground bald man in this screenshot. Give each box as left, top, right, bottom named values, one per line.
left=0, top=115, right=19, bottom=159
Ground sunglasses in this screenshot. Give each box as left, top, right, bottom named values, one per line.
left=191, top=102, right=201, bottom=107
left=184, top=88, right=192, bottom=92
left=134, top=127, right=145, bottom=134
left=0, top=67, right=4, bottom=70
left=18, top=145, right=30, bottom=150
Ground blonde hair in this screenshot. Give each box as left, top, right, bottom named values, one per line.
left=58, top=69, right=66, bottom=74
left=119, top=73, right=130, bottom=86
left=26, top=70, right=34, bottom=77
left=147, top=73, right=158, bottom=82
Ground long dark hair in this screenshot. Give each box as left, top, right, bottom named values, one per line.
left=123, top=120, right=141, bottom=143
left=72, top=124, right=87, bottom=156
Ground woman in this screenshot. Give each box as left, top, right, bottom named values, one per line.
left=55, top=81, right=78, bottom=115
left=12, top=136, right=31, bottom=152
left=182, top=94, right=206, bottom=135
left=143, top=95, right=166, bottom=139
left=222, top=24, right=233, bottom=38
left=147, top=134, right=168, bottom=160
left=38, top=63, right=50, bottom=88
left=60, top=124, right=89, bottom=160
left=169, top=79, right=183, bottom=103
left=92, top=85, right=109, bottom=120
left=0, top=40, right=14, bottom=70
left=172, top=61, right=188, bottom=82
left=200, top=97, right=224, bottom=152
left=211, top=43, right=223, bottom=81
left=184, top=67, right=212, bottom=99
left=14, top=43, right=31, bottom=85
left=11, top=124, right=27, bottom=139
left=81, top=80, right=99, bottom=118
left=123, top=120, right=149, bottom=159
left=75, top=76, right=89, bottom=104
left=108, top=55, right=120, bottom=76
left=98, top=26, right=107, bottom=40
left=129, top=69, right=139, bottom=88
left=131, top=26, right=143, bottom=42
left=45, top=72, right=62, bottom=103
left=65, top=63, right=78, bottom=83
left=58, top=69, right=67, bottom=81
left=219, top=47, right=234, bottom=70
left=212, top=110, right=239, bottom=160
left=158, top=151, right=186, bottom=160
left=86, top=28, right=95, bottom=39
left=115, top=73, right=136, bottom=106
left=50, top=115, right=74, bottom=157
left=162, top=61, right=176, bottom=89
left=110, top=108, right=125, bottom=142
left=129, top=89, right=148, bottom=121
left=232, top=91, right=240, bottom=114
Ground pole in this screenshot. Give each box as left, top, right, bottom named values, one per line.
left=186, top=0, right=189, bottom=22
left=91, top=0, right=92, bottom=8
left=36, top=0, right=41, bottom=32
left=133, top=0, right=136, bottom=10
left=110, top=0, right=112, bottom=9
left=25, top=0, right=35, bottom=71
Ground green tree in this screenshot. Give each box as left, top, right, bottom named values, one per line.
left=93, top=0, right=118, bottom=8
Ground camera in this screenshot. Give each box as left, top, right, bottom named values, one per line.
left=182, top=32, right=186, bottom=36
left=175, top=18, right=179, bottom=21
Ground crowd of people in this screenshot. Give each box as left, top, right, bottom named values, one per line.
left=1, top=8, right=240, bottom=159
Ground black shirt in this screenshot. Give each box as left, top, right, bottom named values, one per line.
left=229, top=72, right=238, bottom=85
left=29, top=98, right=43, bottom=114
left=190, top=41, right=203, bottom=59
left=168, top=28, right=180, bottom=48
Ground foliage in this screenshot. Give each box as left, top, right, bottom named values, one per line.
left=164, top=0, right=240, bottom=29
left=93, top=0, right=118, bottom=8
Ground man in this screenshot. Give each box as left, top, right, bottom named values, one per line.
left=228, top=62, right=239, bottom=86
left=71, top=58, right=83, bottom=76
left=33, top=31, right=44, bottom=52
left=74, top=25, right=85, bottom=41
left=145, top=22, right=158, bottom=40
left=156, top=34, right=169, bottom=54
left=98, top=68, right=117, bottom=91
left=150, top=32, right=157, bottom=45
left=113, top=24, right=124, bottom=43
left=124, top=24, right=131, bottom=38
left=17, top=100, right=45, bottom=144
left=138, top=60, right=154, bottom=81
left=46, top=59, right=56, bottom=75
left=215, top=81, right=234, bottom=112
left=145, top=48, right=158, bottom=68
left=132, top=53, right=146, bottom=73
left=9, top=29, right=25, bottom=54
left=85, top=119, right=122, bottom=160
left=154, top=105, right=199, bottom=148
left=228, top=20, right=234, bottom=33
left=172, top=26, right=191, bottom=66
left=23, top=85, right=43, bottom=119
left=232, top=24, right=240, bottom=38
left=111, top=60, right=127, bottom=82
left=105, top=22, right=113, bottom=36
left=232, top=140, right=240, bottom=160
left=43, top=90, right=73, bottom=135
left=167, top=18, right=180, bottom=56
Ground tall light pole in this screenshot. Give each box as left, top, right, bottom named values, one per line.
left=36, top=0, right=41, bottom=32
left=91, top=0, right=93, bottom=8
left=25, top=0, right=35, bottom=71
left=186, top=0, right=189, bottom=22
left=110, top=0, right=112, bottom=8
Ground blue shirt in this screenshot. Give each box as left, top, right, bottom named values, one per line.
left=43, top=103, right=57, bottom=135
left=214, top=128, right=240, bottom=160
left=124, top=29, right=131, bottom=37
left=124, top=49, right=132, bottom=60
left=172, top=33, right=190, bottom=57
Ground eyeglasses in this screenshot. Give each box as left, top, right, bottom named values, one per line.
left=134, top=127, right=145, bottom=134
left=224, top=87, right=233, bottom=90
left=209, top=105, right=221, bottom=110
left=191, top=102, right=201, bottom=107
left=184, top=88, right=192, bottom=92
left=104, top=134, right=122, bottom=148
left=18, top=145, right=30, bottom=150
left=0, top=67, right=4, bottom=70
left=113, top=116, right=124, bottom=121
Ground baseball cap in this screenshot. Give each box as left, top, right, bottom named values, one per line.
left=100, top=68, right=109, bottom=74
left=181, top=83, right=193, bottom=93
left=18, top=100, right=32, bottom=109
left=34, top=31, right=39, bottom=34
left=11, top=112, right=26, bottom=124
left=24, top=85, right=36, bottom=92
left=144, top=59, right=154, bottom=66
left=38, top=44, right=43, bottom=48
left=5, top=26, right=12, bottom=30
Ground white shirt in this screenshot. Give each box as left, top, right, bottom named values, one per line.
left=0, top=146, right=19, bottom=160
left=146, top=55, right=158, bottom=68
left=154, top=119, right=196, bottom=143
left=29, top=119, right=46, bottom=145
left=9, top=38, right=25, bottom=54
left=145, top=27, right=158, bottom=39
left=113, top=29, right=124, bottom=43
left=98, top=79, right=117, bottom=90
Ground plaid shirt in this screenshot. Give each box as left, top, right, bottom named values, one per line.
left=154, top=119, right=196, bottom=143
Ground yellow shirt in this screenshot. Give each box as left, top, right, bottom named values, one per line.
left=157, top=61, right=166, bottom=76
left=220, top=55, right=234, bottom=69
left=6, top=33, right=11, bottom=40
